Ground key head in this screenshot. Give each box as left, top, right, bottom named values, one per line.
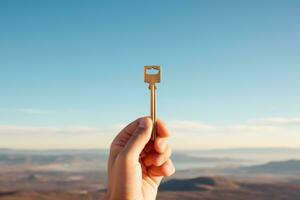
left=144, top=66, right=161, bottom=84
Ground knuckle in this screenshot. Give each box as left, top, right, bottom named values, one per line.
left=144, top=118, right=153, bottom=128
left=154, top=156, right=163, bottom=166
left=109, top=140, right=115, bottom=150
left=154, top=146, right=172, bottom=166
left=155, top=153, right=168, bottom=166
left=164, top=160, right=175, bottom=176
left=164, top=145, right=172, bottom=158
left=133, top=129, right=148, bottom=141
left=139, top=117, right=152, bottom=129
left=168, top=146, right=172, bottom=156
left=170, top=164, right=176, bottom=175
left=117, top=150, right=134, bottom=164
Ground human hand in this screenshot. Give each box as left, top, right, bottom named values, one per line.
left=104, top=117, right=175, bottom=200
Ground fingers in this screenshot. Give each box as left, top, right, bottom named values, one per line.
left=154, top=137, right=168, bottom=153
left=109, top=118, right=141, bottom=161
left=122, top=117, right=153, bottom=158
left=144, top=119, right=173, bottom=187
left=112, top=118, right=169, bottom=150
left=142, top=119, right=172, bottom=167
left=156, top=119, right=170, bottom=138
left=145, top=159, right=175, bottom=187
left=148, top=159, right=175, bottom=177
left=154, top=119, right=170, bottom=153
left=143, top=145, right=172, bottom=167
left=140, top=119, right=171, bottom=155
left=111, top=118, right=140, bottom=147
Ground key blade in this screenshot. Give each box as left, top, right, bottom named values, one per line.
left=144, top=66, right=161, bottom=84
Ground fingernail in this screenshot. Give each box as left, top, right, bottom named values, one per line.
left=139, top=118, right=151, bottom=129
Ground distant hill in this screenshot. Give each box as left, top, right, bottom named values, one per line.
left=2, top=148, right=300, bottom=176
left=0, top=149, right=109, bottom=171
left=186, top=148, right=300, bottom=154
left=0, top=150, right=109, bottom=165
left=159, top=176, right=238, bottom=191
left=240, top=160, right=300, bottom=175
left=171, top=153, right=243, bottom=163
left=0, top=148, right=108, bottom=155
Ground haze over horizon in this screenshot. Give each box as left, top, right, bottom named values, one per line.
left=1, top=0, right=300, bottom=149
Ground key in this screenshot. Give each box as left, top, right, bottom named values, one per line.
left=144, top=65, right=161, bottom=141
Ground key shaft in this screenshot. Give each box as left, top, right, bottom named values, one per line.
left=149, top=84, right=157, bottom=141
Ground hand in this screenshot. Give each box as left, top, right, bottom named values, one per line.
left=104, top=117, right=175, bottom=200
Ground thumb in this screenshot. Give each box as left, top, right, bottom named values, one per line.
left=123, top=117, right=152, bottom=158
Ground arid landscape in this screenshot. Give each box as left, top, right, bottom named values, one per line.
left=1, top=148, right=300, bottom=200
left=1, top=0, right=300, bottom=199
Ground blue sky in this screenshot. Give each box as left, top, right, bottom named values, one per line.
left=0, top=0, right=300, bottom=149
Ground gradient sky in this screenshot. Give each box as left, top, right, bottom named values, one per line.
left=0, top=0, right=300, bottom=149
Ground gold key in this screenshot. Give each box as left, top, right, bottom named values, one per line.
left=144, top=65, right=161, bottom=141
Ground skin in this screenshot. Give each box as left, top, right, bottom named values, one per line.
left=104, top=117, right=175, bottom=200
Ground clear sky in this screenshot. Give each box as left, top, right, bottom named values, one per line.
left=0, top=0, right=300, bottom=149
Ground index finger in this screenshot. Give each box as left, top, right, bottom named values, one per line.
left=156, top=119, right=170, bottom=138
left=112, top=117, right=145, bottom=146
